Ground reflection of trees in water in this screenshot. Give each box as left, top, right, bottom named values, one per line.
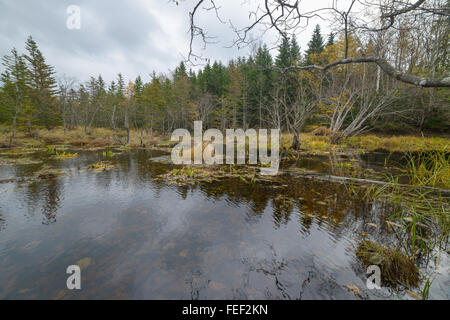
left=176, top=185, right=189, bottom=200
left=24, top=179, right=63, bottom=224
left=272, top=197, right=293, bottom=227
left=41, top=179, right=62, bottom=224
left=190, top=175, right=399, bottom=243
left=0, top=212, right=6, bottom=231
left=195, top=177, right=355, bottom=230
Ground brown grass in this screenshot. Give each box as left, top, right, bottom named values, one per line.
left=0, top=126, right=167, bottom=149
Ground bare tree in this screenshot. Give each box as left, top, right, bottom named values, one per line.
left=57, top=75, right=76, bottom=134
left=284, top=80, right=319, bottom=149
left=325, top=80, right=399, bottom=143
left=196, top=93, right=216, bottom=123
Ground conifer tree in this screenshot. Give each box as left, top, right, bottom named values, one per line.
left=290, top=35, right=301, bottom=66
left=275, top=37, right=291, bottom=68
left=305, top=25, right=325, bottom=64
left=1, top=48, right=30, bottom=146
left=326, top=32, right=335, bottom=47
left=24, top=36, right=58, bottom=129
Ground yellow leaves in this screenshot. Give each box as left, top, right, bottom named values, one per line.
left=124, top=81, right=135, bottom=100
left=345, top=285, right=362, bottom=298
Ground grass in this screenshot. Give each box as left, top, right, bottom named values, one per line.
left=347, top=135, right=449, bottom=153
left=406, top=151, right=449, bottom=189
left=344, top=149, right=448, bottom=290
left=280, top=133, right=450, bottom=154
left=356, top=240, right=420, bottom=287
left=0, top=126, right=166, bottom=149
left=359, top=151, right=450, bottom=262
left=1, top=125, right=449, bottom=155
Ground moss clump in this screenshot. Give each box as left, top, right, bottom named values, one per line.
left=356, top=240, right=419, bottom=287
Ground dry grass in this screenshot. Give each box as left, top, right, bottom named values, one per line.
left=0, top=126, right=166, bottom=149
left=347, top=135, right=449, bottom=153
left=281, top=133, right=449, bottom=154
left=1, top=125, right=448, bottom=154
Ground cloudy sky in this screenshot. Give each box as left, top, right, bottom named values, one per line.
left=0, top=0, right=341, bottom=84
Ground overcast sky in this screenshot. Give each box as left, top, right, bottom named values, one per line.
left=0, top=0, right=344, bottom=84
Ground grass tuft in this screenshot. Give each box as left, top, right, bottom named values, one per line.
left=356, top=240, right=420, bottom=287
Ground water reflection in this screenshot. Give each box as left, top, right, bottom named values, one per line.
left=0, top=149, right=447, bottom=300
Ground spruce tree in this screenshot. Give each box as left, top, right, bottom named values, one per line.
left=24, top=36, right=58, bottom=129
left=290, top=35, right=301, bottom=66
left=275, top=37, right=291, bottom=68
left=305, top=25, right=325, bottom=64
left=1, top=48, right=30, bottom=146
left=326, top=32, right=335, bottom=47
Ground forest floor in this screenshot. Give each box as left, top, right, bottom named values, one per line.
left=1, top=126, right=448, bottom=154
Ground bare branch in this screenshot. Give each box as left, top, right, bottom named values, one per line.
left=280, top=56, right=450, bottom=87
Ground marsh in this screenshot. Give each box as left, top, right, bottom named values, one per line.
left=0, top=147, right=448, bottom=299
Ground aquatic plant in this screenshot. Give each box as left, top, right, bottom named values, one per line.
left=90, top=160, right=112, bottom=170
left=406, top=151, right=449, bottom=189
left=55, top=151, right=78, bottom=159
left=420, top=276, right=433, bottom=300
left=102, top=150, right=114, bottom=158
left=171, top=167, right=201, bottom=178
left=356, top=240, right=419, bottom=287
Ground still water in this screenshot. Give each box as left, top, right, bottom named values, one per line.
left=0, top=149, right=448, bottom=299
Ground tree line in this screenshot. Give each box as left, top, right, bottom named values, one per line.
left=1, top=13, right=448, bottom=148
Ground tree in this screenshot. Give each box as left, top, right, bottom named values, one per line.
left=24, top=36, right=58, bottom=129
left=1, top=48, right=30, bottom=146
left=326, top=33, right=334, bottom=47
left=181, top=0, right=450, bottom=87
left=57, top=75, right=76, bottom=134
left=254, top=45, right=273, bottom=127
left=305, top=25, right=324, bottom=64
left=275, top=37, right=291, bottom=68
left=290, top=35, right=301, bottom=66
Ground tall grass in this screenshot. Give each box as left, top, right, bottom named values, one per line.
left=367, top=151, right=449, bottom=261
left=347, top=135, right=449, bottom=153
left=406, top=151, right=449, bottom=189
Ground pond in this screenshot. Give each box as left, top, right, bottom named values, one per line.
left=0, top=148, right=448, bottom=299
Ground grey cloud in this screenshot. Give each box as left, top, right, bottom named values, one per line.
left=0, top=0, right=180, bottom=82
left=0, top=0, right=324, bottom=83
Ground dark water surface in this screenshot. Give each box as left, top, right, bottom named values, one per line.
left=0, top=149, right=448, bottom=299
